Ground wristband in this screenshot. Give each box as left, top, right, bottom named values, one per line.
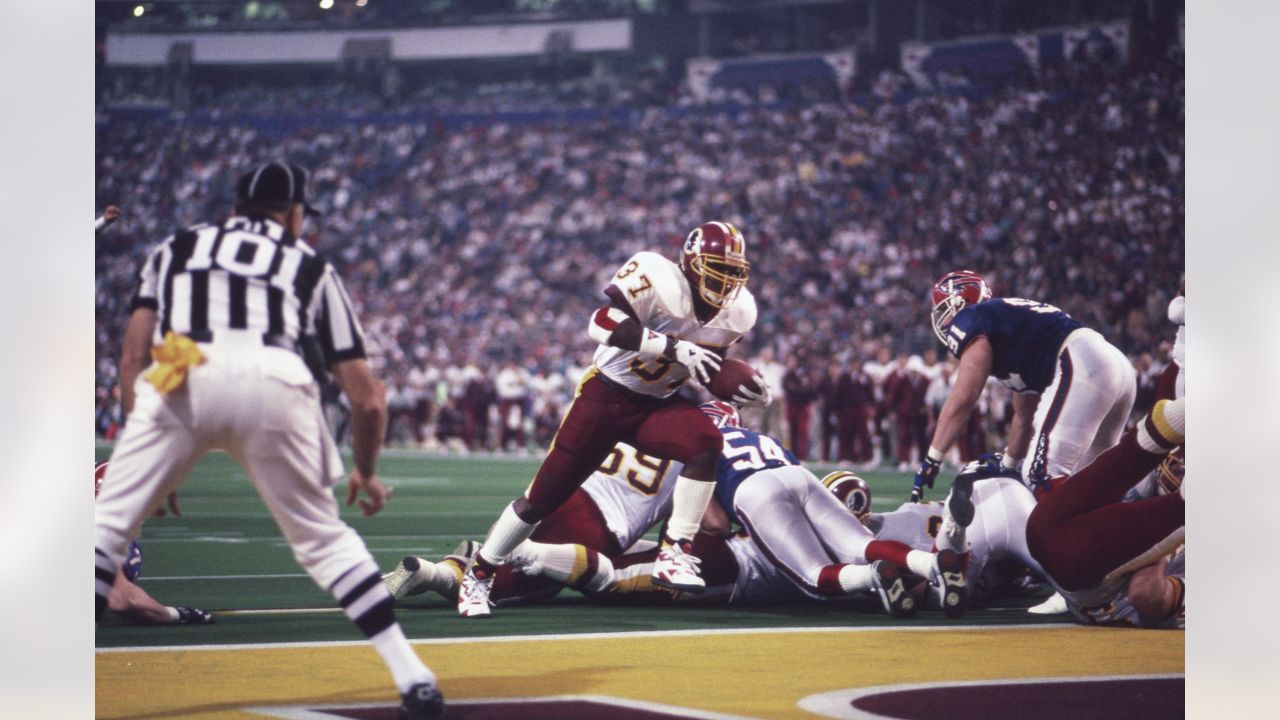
left=637, top=329, right=668, bottom=360
left=926, top=446, right=944, bottom=463
left=1001, top=452, right=1021, bottom=470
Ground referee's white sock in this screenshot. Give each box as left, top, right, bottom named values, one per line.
left=331, top=559, right=434, bottom=693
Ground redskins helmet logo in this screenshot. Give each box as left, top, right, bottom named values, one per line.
left=684, top=227, right=705, bottom=257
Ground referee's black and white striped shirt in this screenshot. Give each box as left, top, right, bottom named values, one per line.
left=129, top=215, right=366, bottom=365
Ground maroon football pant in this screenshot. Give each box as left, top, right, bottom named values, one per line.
left=1025, top=430, right=1184, bottom=591
left=492, top=488, right=621, bottom=605
left=522, top=373, right=723, bottom=519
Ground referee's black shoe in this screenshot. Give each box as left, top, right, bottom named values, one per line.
left=399, top=683, right=445, bottom=720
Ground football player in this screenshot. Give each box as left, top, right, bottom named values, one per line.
left=1024, top=397, right=1185, bottom=629
left=456, top=222, right=769, bottom=617
left=699, top=402, right=965, bottom=618
left=383, top=441, right=680, bottom=606
left=917, top=270, right=1136, bottom=502
left=95, top=462, right=214, bottom=625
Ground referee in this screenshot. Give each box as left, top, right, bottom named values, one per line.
left=93, top=161, right=444, bottom=719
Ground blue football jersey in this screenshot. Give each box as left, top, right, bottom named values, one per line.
left=943, top=298, right=1083, bottom=393
left=714, top=427, right=800, bottom=523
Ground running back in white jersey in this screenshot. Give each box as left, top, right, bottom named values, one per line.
left=594, top=251, right=756, bottom=398
left=581, top=442, right=682, bottom=550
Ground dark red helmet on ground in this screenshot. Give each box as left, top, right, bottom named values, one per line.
left=930, top=269, right=992, bottom=344
left=680, top=221, right=750, bottom=310
left=821, top=470, right=872, bottom=518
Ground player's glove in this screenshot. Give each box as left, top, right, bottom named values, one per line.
left=174, top=606, right=215, bottom=625
left=732, top=375, right=772, bottom=408
left=910, top=456, right=943, bottom=503
left=975, top=451, right=1023, bottom=483
left=671, top=339, right=722, bottom=385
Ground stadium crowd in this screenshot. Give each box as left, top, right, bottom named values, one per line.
left=95, top=54, right=1183, bottom=465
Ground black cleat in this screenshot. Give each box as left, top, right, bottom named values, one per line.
left=947, top=472, right=976, bottom=528
left=399, top=683, right=445, bottom=720
left=931, top=549, right=969, bottom=619
left=869, top=561, right=916, bottom=618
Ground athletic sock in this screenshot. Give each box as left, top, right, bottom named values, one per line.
left=836, top=563, right=876, bottom=593
left=509, top=541, right=615, bottom=591
left=666, top=476, right=717, bottom=543
left=904, top=549, right=937, bottom=579
left=331, top=559, right=434, bottom=693
left=95, top=548, right=117, bottom=621
left=476, top=501, right=538, bottom=565
left=1137, top=397, right=1185, bottom=453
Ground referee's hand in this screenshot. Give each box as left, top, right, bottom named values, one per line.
left=346, top=470, right=392, bottom=517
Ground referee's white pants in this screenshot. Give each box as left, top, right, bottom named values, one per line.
left=732, top=465, right=874, bottom=599
left=1021, top=328, right=1137, bottom=487
left=94, top=343, right=369, bottom=590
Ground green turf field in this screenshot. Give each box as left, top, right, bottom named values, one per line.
left=94, top=445, right=1058, bottom=649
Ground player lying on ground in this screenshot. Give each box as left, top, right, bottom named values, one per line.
left=456, top=221, right=771, bottom=618
left=96, top=462, right=213, bottom=625
left=1016, top=396, right=1186, bottom=628
left=470, top=403, right=967, bottom=617
left=384, top=441, right=680, bottom=606
left=914, top=270, right=1136, bottom=500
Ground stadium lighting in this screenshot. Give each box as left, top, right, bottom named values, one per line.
left=133, top=5, right=145, bottom=17
left=356, top=0, right=368, bottom=7
left=319, top=0, right=334, bottom=9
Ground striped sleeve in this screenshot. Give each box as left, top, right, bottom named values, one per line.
left=307, top=264, right=367, bottom=364
left=128, top=241, right=168, bottom=312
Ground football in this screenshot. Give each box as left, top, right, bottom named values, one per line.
left=707, top=358, right=765, bottom=402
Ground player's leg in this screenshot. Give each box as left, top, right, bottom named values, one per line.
left=597, top=534, right=738, bottom=604
left=461, top=376, right=631, bottom=615
left=734, top=468, right=912, bottom=614
left=632, top=401, right=723, bottom=592
left=1023, top=334, right=1137, bottom=489
left=493, top=488, right=622, bottom=605
left=1026, top=398, right=1184, bottom=591
left=234, top=385, right=439, bottom=711
left=94, top=385, right=204, bottom=620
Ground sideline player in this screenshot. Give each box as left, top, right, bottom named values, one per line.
left=93, top=161, right=444, bottom=718
left=915, top=270, right=1135, bottom=501
left=456, top=222, right=768, bottom=617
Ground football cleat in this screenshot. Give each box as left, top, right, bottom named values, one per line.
left=930, top=550, right=968, bottom=619
left=946, top=472, right=976, bottom=528
left=869, top=560, right=916, bottom=618
left=1028, top=591, right=1069, bottom=615
left=174, top=606, right=214, bottom=624
left=651, top=540, right=705, bottom=593
left=383, top=556, right=429, bottom=601
left=457, top=565, right=495, bottom=618
left=398, top=682, right=445, bottom=720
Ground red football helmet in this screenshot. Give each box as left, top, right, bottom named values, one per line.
left=95, top=461, right=109, bottom=497
left=680, top=221, right=750, bottom=310
left=698, top=400, right=742, bottom=429
left=930, top=270, right=992, bottom=344
left=821, top=470, right=872, bottom=518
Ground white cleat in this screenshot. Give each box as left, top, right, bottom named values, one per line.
left=383, top=556, right=430, bottom=601
left=457, top=566, right=495, bottom=618
left=1028, top=591, right=1069, bottom=615
left=650, top=540, right=705, bottom=594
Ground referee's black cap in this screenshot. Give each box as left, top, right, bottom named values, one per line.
left=235, top=161, right=322, bottom=217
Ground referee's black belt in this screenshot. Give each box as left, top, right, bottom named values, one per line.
left=186, top=330, right=298, bottom=354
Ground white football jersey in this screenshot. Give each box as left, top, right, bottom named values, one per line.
left=867, top=478, right=1043, bottom=601
left=593, top=251, right=756, bottom=398
left=581, top=442, right=681, bottom=550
